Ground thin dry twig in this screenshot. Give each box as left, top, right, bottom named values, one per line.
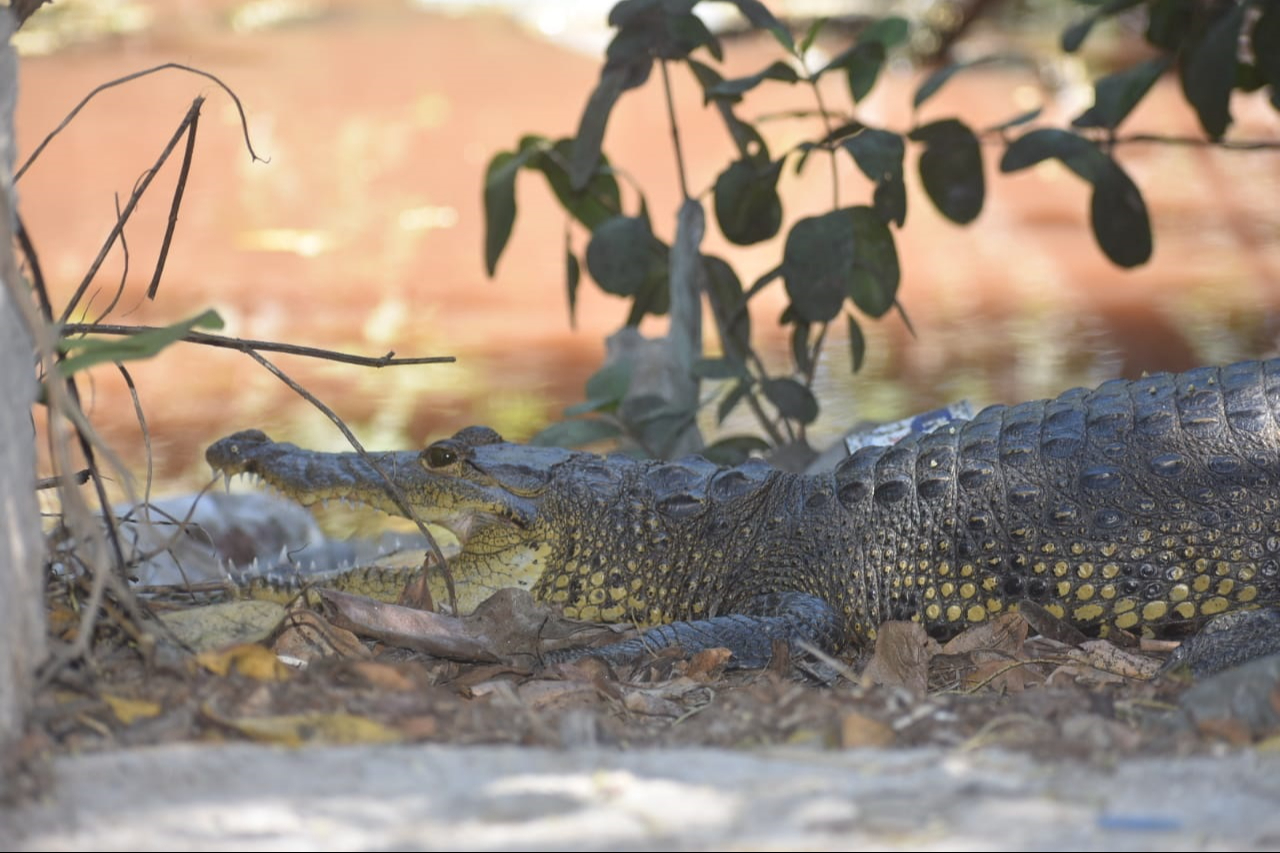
left=59, top=97, right=204, bottom=324
left=59, top=323, right=457, bottom=367
left=16, top=62, right=264, bottom=183
left=148, top=101, right=200, bottom=299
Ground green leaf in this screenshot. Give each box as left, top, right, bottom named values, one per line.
left=1252, top=1, right=1280, bottom=90
left=58, top=310, right=223, bottom=377
left=586, top=215, right=656, bottom=296
left=664, top=11, right=722, bottom=61
left=844, top=42, right=887, bottom=103
left=531, top=138, right=621, bottom=230
left=912, top=57, right=999, bottom=109
left=571, top=61, right=649, bottom=191
left=1000, top=128, right=1108, bottom=182
left=1180, top=1, right=1247, bottom=140
left=576, top=358, right=634, bottom=413
left=702, top=254, right=751, bottom=358
left=909, top=119, right=984, bottom=224
left=763, top=377, right=819, bottom=424
left=841, top=129, right=906, bottom=226
left=782, top=210, right=857, bottom=323
left=725, top=0, right=794, bottom=53
left=986, top=107, right=1043, bottom=133
left=790, top=321, right=812, bottom=375
left=1073, top=56, right=1171, bottom=130
left=482, top=149, right=526, bottom=277
left=846, top=313, right=866, bottom=373
left=859, top=16, right=910, bottom=49
left=1062, top=0, right=1145, bottom=53
left=1145, top=0, right=1194, bottom=52
left=717, top=378, right=752, bottom=424
left=701, top=435, right=771, bottom=466
left=708, top=60, right=799, bottom=100
left=1090, top=160, right=1152, bottom=268
left=565, top=241, right=580, bottom=329
left=626, top=257, right=671, bottom=323
left=799, top=17, right=827, bottom=56
left=714, top=158, right=784, bottom=245
left=847, top=207, right=899, bottom=317
left=531, top=418, right=623, bottom=448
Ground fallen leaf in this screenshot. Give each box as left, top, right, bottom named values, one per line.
left=202, top=704, right=401, bottom=746
left=102, top=694, right=163, bottom=725
left=840, top=711, right=895, bottom=748
left=516, top=679, right=601, bottom=710
left=939, top=612, right=1032, bottom=693
left=319, top=587, right=499, bottom=662
left=194, top=643, right=292, bottom=681
left=159, top=600, right=286, bottom=652
left=861, top=621, right=936, bottom=697
left=396, top=715, right=440, bottom=740
left=272, top=609, right=370, bottom=663
left=683, top=647, right=732, bottom=680
left=342, top=660, right=419, bottom=692
left=941, top=612, right=1028, bottom=657
left=1047, top=640, right=1162, bottom=685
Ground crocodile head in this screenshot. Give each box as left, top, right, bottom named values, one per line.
left=206, top=426, right=582, bottom=611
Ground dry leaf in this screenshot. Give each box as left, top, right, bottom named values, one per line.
left=272, top=609, right=370, bottom=662
left=102, top=694, right=163, bottom=725
left=194, top=643, right=291, bottom=681
left=202, top=704, right=401, bottom=746
left=159, top=600, right=286, bottom=653
left=319, top=587, right=499, bottom=661
left=840, top=711, right=895, bottom=748
left=342, top=660, right=419, bottom=692
left=516, top=679, right=601, bottom=710
left=941, top=612, right=1028, bottom=657
left=861, top=621, right=936, bottom=696
left=683, top=647, right=732, bottom=680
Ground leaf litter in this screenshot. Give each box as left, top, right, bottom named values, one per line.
left=29, top=571, right=1280, bottom=760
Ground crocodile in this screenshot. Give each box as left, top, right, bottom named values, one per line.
left=206, top=360, right=1280, bottom=671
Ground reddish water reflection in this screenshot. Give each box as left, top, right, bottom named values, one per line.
left=18, top=2, right=1280, bottom=499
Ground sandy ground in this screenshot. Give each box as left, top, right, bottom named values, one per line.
left=7, top=743, right=1280, bottom=851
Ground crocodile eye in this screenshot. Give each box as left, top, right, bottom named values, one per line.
left=423, top=445, right=457, bottom=469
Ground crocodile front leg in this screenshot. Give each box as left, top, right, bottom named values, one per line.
left=548, top=591, right=844, bottom=669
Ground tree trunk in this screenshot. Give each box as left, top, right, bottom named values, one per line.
left=0, top=7, right=45, bottom=782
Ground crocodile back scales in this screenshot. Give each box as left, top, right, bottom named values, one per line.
left=821, top=359, right=1280, bottom=641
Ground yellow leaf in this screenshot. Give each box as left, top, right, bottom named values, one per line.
left=208, top=708, right=402, bottom=747
left=103, top=694, right=163, bottom=725
left=194, top=643, right=291, bottom=681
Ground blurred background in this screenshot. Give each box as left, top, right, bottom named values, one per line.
left=16, top=0, right=1280, bottom=502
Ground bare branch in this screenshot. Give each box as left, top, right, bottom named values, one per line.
left=59, top=323, right=456, bottom=367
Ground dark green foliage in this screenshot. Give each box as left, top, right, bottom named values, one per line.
left=585, top=214, right=657, bottom=297
left=484, top=0, right=1274, bottom=457
left=1179, top=1, right=1246, bottom=139
left=1001, top=129, right=1152, bottom=267
left=782, top=210, right=858, bottom=323
left=1074, top=57, right=1171, bottom=130
left=842, top=129, right=906, bottom=226
left=910, top=119, right=984, bottom=224
left=714, top=158, right=784, bottom=245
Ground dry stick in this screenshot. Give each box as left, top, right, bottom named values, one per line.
left=82, top=190, right=134, bottom=326
left=16, top=62, right=265, bottom=183
left=242, top=349, right=459, bottom=614
left=59, top=324, right=456, bottom=367
left=58, top=97, right=204, bottom=325
left=148, top=104, right=199, bottom=299
left=16, top=204, right=144, bottom=672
